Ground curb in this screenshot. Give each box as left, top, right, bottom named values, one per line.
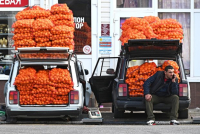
left=102, top=121, right=193, bottom=125
left=0, top=120, right=193, bottom=125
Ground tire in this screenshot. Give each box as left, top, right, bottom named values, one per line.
left=178, top=109, right=188, bottom=119
left=6, top=114, right=17, bottom=124
left=112, top=104, right=114, bottom=113
left=144, top=110, right=147, bottom=116
left=114, top=105, right=125, bottom=118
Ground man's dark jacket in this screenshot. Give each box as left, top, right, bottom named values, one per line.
left=143, top=71, right=178, bottom=97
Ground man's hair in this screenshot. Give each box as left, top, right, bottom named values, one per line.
left=164, top=65, right=174, bottom=72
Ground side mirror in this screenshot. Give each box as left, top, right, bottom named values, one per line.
left=106, top=68, right=115, bottom=74
left=84, top=69, right=89, bottom=75
left=185, top=69, right=190, bottom=75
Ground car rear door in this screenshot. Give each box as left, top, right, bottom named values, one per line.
left=89, top=57, right=120, bottom=104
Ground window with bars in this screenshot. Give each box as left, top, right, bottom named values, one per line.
left=158, top=13, right=190, bottom=70
left=117, top=0, right=152, bottom=8
left=158, top=0, right=190, bottom=9
left=194, top=0, right=200, bottom=8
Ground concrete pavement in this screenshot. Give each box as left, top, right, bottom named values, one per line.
left=0, top=108, right=200, bottom=125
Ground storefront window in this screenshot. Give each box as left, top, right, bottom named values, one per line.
left=158, top=13, right=190, bottom=70
left=59, top=0, right=91, bottom=55
left=0, top=11, right=16, bottom=48
left=158, top=0, right=190, bottom=9
left=117, top=0, right=152, bottom=8
left=0, top=11, right=17, bottom=74
left=194, top=0, right=200, bottom=8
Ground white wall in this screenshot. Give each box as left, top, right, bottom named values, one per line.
left=34, top=0, right=58, bottom=9
left=101, top=0, right=110, bottom=24
left=193, top=13, right=200, bottom=77
left=99, top=0, right=112, bottom=72
left=34, top=0, right=40, bottom=6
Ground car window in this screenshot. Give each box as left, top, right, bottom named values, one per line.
left=77, top=61, right=84, bottom=80
left=8, top=62, right=14, bottom=84
left=94, top=58, right=119, bottom=77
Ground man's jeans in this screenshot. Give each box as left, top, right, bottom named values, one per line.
left=145, top=94, right=179, bottom=121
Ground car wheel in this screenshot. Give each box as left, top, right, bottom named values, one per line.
left=6, top=114, right=17, bottom=124
left=114, top=105, right=125, bottom=118
left=112, top=104, right=114, bottom=113
left=178, top=109, right=188, bottom=119
left=144, top=110, right=147, bottom=116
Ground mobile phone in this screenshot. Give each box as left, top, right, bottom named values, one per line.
left=172, top=74, right=175, bottom=79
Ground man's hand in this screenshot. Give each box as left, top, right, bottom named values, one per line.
left=145, top=94, right=152, bottom=101
left=172, top=74, right=176, bottom=83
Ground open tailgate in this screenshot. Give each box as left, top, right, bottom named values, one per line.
left=14, top=47, right=72, bottom=61
left=124, top=39, right=182, bottom=57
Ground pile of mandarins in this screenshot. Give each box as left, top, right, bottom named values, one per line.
left=125, top=60, right=180, bottom=97
left=49, top=4, right=74, bottom=27
left=12, top=4, right=75, bottom=50
left=120, top=17, right=158, bottom=45
left=14, top=67, right=74, bottom=105
left=151, top=19, right=183, bottom=42
left=120, top=16, right=183, bottom=45
left=49, top=4, right=75, bottom=49
left=12, top=19, right=35, bottom=49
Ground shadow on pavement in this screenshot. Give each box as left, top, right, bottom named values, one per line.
left=1, top=109, right=199, bottom=125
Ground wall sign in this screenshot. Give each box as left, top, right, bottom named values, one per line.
left=101, top=24, right=110, bottom=36
left=0, top=0, right=29, bottom=7
left=99, top=36, right=112, bottom=55
left=83, top=45, right=92, bottom=54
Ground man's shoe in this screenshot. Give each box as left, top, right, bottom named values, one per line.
left=147, top=120, right=156, bottom=125
left=82, top=106, right=89, bottom=114
left=170, top=120, right=180, bottom=125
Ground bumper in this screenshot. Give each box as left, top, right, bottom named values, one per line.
left=115, top=99, right=191, bottom=111
left=6, top=108, right=81, bottom=118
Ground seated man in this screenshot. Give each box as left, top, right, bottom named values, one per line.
left=143, top=65, right=179, bottom=125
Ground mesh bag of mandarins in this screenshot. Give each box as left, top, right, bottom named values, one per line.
left=32, top=19, right=54, bottom=46
left=150, top=18, right=183, bottom=42
left=15, top=5, right=51, bottom=20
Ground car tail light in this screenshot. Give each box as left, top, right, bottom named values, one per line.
left=70, top=91, right=79, bottom=104
left=118, top=84, right=127, bottom=96
left=179, top=84, right=188, bottom=96
left=9, top=91, right=18, bottom=104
